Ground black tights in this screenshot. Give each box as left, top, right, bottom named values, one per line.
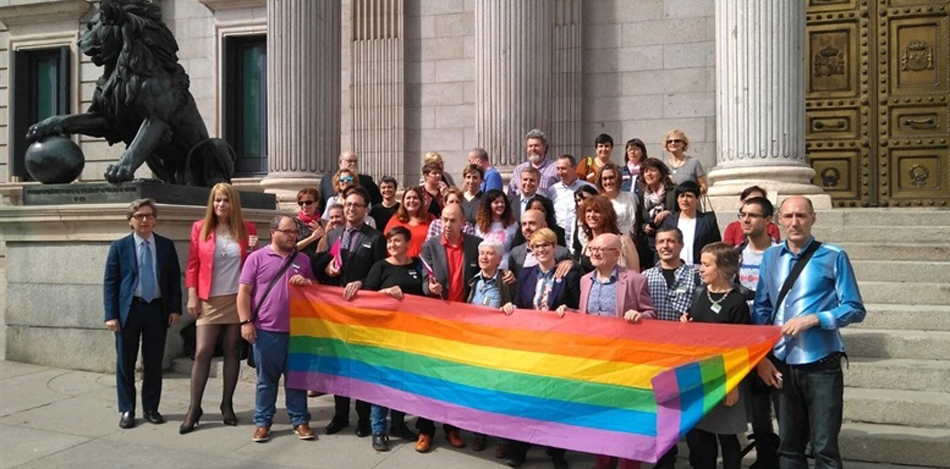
left=187, top=323, right=242, bottom=415
left=686, top=428, right=741, bottom=469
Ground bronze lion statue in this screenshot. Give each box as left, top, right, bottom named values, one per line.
left=26, top=0, right=234, bottom=186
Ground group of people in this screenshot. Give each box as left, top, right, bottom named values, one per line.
left=103, top=128, right=865, bottom=469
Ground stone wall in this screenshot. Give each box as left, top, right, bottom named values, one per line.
left=0, top=0, right=718, bottom=187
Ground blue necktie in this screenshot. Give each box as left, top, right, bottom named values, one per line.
left=140, top=240, right=157, bottom=302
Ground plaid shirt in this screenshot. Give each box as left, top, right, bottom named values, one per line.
left=643, top=262, right=702, bottom=322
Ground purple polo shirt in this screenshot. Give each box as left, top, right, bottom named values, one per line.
left=239, top=246, right=313, bottom=333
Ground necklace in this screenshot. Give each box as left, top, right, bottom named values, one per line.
left=706, top=286, right=732, bottom=314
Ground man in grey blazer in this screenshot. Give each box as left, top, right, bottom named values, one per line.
left=507, top=209, right=573, bottom=283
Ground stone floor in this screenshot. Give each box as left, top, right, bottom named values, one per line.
left=0, top=360, right=923, bottom=469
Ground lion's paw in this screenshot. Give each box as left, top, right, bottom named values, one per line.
left=104, top=163, right=135, bottom=183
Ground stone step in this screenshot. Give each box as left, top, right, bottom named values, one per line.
left=813, top=225, right=949, bottom=243
left=846, top=358, right=950, bottom=392
left=855, top=304, right=950, bottom=332
left=844, top=387, right=950, bottom=427
left=843, top=329, right=950, bottom=360
left=813, top=208, right=950, bottom=227
left=853, top=260, right=950, bottom=283
left=838, top=242, right=950, bottom=262
left=170, top=357, right=257, bottom=383
left=858, top=281, right=950, bottom=305
left=841, top=422, right=950, bottom=467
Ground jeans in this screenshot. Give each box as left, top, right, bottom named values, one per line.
left=253, top=329, right=310, bottom=427
left=370, top=404, right=407, bottom=435
left=776, top=353, right=844, bottom=469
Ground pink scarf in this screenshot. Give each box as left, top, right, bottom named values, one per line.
left=298, top=209, right=318, bottom=225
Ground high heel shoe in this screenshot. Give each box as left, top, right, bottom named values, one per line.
left=221, top=404, right=238, bottom=426
left=179, top=408, right=203, bottom=434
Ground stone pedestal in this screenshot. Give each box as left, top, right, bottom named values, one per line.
left=262, top=0, right=342, bottom=205
left=475, top=0, right=553, bottom=166
left=0, top=204, right=276, bottom=373
left=708, top=0, right=831, bottom=211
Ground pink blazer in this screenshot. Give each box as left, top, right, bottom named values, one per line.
left=578, top=267, right=657, bottom=319
left=185, top=219, right=257, bottom=300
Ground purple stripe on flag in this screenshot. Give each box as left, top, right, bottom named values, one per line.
left=289, top=371, right=661, bottom=462
left=652, top=368, right=683, bottom=460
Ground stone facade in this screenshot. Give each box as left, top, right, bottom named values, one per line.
left=0, top=0, right=722, bottom=196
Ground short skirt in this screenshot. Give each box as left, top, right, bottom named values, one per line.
left=197, top=294, right=239, bottom=326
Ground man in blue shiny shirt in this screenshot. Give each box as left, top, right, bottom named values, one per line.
left=752, top=196, right=866, bottom=469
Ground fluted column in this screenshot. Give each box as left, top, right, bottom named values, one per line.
left=708, top=0, right=830, bottom=210
left=475, top=0, right=553, bottom=166
left=261, top=0, right=341, bottom=203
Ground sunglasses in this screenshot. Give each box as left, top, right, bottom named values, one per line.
left=339, top=176, right=354, bottom=183
left=298, top=200, right=315, bottom=206
left=667, top=139, right=684, bottom=144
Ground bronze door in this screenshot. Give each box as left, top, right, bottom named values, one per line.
left=806, top=0, right=950, bottom=207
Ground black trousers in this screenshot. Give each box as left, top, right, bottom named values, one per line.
left=333, top=395, right=371, bottom=422
left=115, top=299, right=166, bottom=413
left=776, top=354, right=844, bottom=469
left=415, top=417, right=458, bottom=437
left=686, top=428, right=741, bottom=469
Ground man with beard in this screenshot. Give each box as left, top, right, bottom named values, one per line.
left=506, top=129, right=559, bottom=198
left=641, top=225, right=702, bottom=468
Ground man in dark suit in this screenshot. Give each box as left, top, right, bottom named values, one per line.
left=416, top=203, right=481, bottom=451
left=319, top=151, right=382, bottom=214
left=314, top=186, right=386, bottom=437
left=510, top=166, right=542, bottom=222
left=103, top=198, right=182, bottom=429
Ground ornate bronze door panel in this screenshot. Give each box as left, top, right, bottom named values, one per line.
left=806, top=0, right=950, bottom=207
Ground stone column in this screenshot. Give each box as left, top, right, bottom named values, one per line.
left=707, top=0, right=831, bottom=210
left=475, top=0, right=553, bottom=166
left=261, top=0, right=341, bottom=203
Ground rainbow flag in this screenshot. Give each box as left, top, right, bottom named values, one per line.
left=287, top=285, right=780, bottom=462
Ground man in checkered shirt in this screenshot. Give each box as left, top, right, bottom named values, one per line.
left=643, top=225, right=702, bottom=321
left=642, top=226, right=702, bottom=468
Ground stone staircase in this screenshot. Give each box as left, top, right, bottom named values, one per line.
left=812, top=209, right=950, bottom=467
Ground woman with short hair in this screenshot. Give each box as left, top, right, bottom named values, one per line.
left=663, top=129, right=707, bottom=194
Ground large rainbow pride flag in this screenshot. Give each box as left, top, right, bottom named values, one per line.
left=287, top=285, right=780, bottom=462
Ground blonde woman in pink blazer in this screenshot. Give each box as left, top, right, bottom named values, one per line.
left=182, top=183, right=257, bottom=434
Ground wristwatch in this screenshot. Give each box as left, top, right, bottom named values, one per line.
left=239, top=319, right=253, bottom=325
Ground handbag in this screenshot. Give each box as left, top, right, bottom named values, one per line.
left=701, top=192, right=716, bottom=215
left=245, top=250, right=300, bottom=368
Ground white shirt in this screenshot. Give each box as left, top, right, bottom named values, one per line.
left=610, top=191, right=639, bottom=236
left=678, top=217, right=697, bottom=265
left=210, top=231, right=242, bottom=297
left=547, top=178, right=594, bottom=249
left=132, top=232, right=161, bottom=299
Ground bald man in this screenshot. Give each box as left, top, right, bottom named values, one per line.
left=319, top=151, right=382, bottom=213
left=417, top=203, right=482, bottom=450
left=569, top=233, right=655, bottom=322
left=752, top=196, right=865, bottom=468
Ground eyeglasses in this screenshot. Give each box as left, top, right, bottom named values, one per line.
left=589, top=247, right=620, bottom=254
left=530, top=242, right=553, bottom=250
left=298, top=200, right=315, bottom=206
left=338, top=176, right=354, bottom=183
left=667, top=139, right=684, bottom=144
left=131, top=213, right=156, bottom=221
left=274, top=229, right=299, bottom=236
left=344, top=202, right=367, bottom=209
left=737, top=212, right=765, bottom=220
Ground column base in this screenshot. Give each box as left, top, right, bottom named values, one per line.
left=707, top=164, right=832, bottom=211
left=260, top=175, right=321, bottom=210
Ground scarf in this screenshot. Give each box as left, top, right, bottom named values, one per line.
left=644, top=184, right=666, bottom=219
left=298, top=209, right=318, bottom=225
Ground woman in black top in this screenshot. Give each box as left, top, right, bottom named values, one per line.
left=681, top=242, right=750, bottom=469
left=358, top=226, right=423, bottom=451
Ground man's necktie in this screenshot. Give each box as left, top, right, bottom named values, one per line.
left=140, top=240, right=157, bottom=302
left=341, top=227, right=355, bottom=252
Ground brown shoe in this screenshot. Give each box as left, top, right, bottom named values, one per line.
left=252, top=426, right=270, bottom=443
left=415, top=433, right=432, bottom=453
left=495, top=442, right=509, bottom=459
left=472, top=434, right=487, bottom=451
left=446, top=429, right=466, bottom=448
left=294, top=423, right=315, bottom=440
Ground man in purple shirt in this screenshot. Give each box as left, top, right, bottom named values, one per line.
left=506, top=129, right=559, bottom=198
left=238, top=215, right=315, bottom=443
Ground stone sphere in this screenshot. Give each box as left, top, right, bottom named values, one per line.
left=25, top=135, right=85, bottom=184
